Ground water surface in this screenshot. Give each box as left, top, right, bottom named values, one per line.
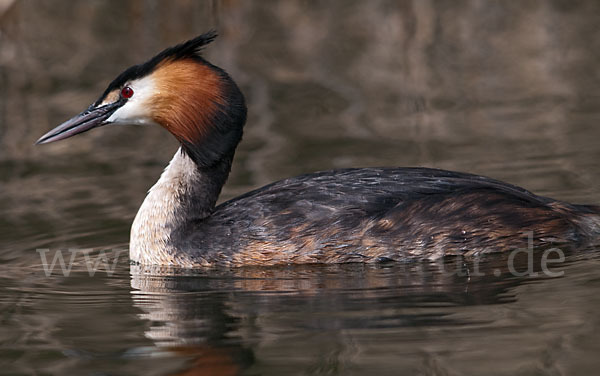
left=2, top=1, right=600, bottom=374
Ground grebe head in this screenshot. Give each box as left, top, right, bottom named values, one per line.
left=36, top=31, right=247, bottom=167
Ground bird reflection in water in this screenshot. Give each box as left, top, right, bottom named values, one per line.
left=129, top=248, right=570, bottom=375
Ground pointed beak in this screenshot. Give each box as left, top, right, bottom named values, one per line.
left=36, top=100, right=124, bottom=145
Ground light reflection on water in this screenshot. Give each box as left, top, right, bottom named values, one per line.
left=3, top=1, right=600, bottom=375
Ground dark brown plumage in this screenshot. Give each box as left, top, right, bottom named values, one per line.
left=170, top=167, right=600, bottom=266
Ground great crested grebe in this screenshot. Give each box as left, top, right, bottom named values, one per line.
left=37, top=32, right=600, bottom=267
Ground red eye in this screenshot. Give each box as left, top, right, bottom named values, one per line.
left=121, top=86, right=134, bottom=99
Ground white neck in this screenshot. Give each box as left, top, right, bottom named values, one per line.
left=129, top=148, right=199, bottom=265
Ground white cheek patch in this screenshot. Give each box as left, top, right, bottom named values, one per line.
left=106, top=75, right=159, bottom=126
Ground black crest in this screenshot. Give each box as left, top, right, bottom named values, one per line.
left=94, top=31, right=218, bottom=105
